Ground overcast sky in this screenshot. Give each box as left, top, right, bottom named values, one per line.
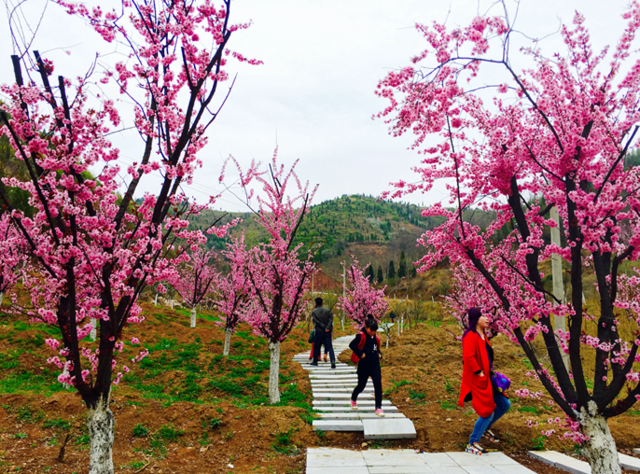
left=0, top=0, right=636, bottom=211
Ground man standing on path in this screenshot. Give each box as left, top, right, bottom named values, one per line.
left=311, top=297, right=336, bottom=369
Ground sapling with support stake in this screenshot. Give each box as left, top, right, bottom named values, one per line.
left=225, top=152, right=319, bottom=404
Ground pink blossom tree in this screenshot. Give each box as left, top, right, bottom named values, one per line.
left=0, top=213, right=25, bottom=308
left=377, top=3, right=640, bottom=472
left=0, top=0, right=255, bottom=471
left=173, top=248, right=218, bottom=328
left=339, top=256, right=388, bottom=328
left=213, top=235, right=249, bottom=356
left=226, top=153, right=318, bottom=403
left=442, top=266, right=502, bottom=337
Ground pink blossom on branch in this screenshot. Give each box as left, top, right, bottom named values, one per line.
left=171, top=248, right=218, bottom=327
left=212, top=235, right=250, bottom=333
left=339, top=256, right=388, bottom=328
left=225, top=152, right=319, bottom=403
left=0, top=0, right=256, bottom=471
left=377, top=3, right=640, bottom=470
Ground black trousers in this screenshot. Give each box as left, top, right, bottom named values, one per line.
left=313, top=330, right=335, bottom=364
left=351, top=365, right=382, bottom=409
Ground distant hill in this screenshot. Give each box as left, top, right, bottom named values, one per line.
left=188, top=194, right=503, bottom=299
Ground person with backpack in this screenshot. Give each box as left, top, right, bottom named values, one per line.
left=349, top=316, right=384, bottom=416
left=310, top=297, right=336, bottom=368
left=459, top=307, right=511, bottom=455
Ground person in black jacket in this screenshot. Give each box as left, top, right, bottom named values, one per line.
left=311, top=297, right=336, bottom=368
left=349, top=316, right=384, bottom=416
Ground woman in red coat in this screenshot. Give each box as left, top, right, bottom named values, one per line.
left=459, top=308, right=510, bottom=455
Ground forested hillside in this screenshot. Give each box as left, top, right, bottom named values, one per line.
left=191, top=194, right=503, bottom=297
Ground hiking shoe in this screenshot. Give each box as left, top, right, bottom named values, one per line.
left=483, top=430, right=499, bottom=443
left=350, top=400, right=357, bottom=410
left=465, top=444, right=482, bottom=456
left=309, top=362, right=318, bottom=366
left=375, top=408, right=385, bottom=417
left=331, top=363, right=336, bottom=369
left=473, top=443, right=487, bottom=454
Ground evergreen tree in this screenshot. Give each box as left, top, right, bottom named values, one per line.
left=387, top=260, right=396, bottom=279
left=376, top=265, right=384, bottom=284
left=365, top=264, right=375, bottom=283
left=411, top=265, right=417, bottom=278
left=398, top=250, right=407, bottom=278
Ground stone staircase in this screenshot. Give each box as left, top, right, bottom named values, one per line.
left=293, top=335, right=416, bottom=439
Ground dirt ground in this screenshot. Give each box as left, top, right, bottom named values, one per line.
left=0, top=305, right=639, bottom=473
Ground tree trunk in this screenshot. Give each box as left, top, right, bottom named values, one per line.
left=87, top=397, right=115, bottom=474
left=578, top=401, right=620, bottom=474
left=90, top=324, right=97, bottom=341
left=268, top=341, right=281, bottom=404
left=154, top=293, right=158, bottom=307
left=223, top=328, right=232, bottom=356
left=62, top=364, right=70, bottom=390
left=190, top=306, right=196, bottom=328
left=0, top=291, right=4, bottom=307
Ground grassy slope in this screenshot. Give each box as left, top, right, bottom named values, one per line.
left=1, top=304, right=639, bottom=474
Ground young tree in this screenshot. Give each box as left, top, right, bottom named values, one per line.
left=387, top=260, right=396, bottom=279
left=0, top=0, right=255, bottom=471
left=377, top=4, right=640, bottom=472
left=172, top=248, right=218, bottom=328
left=213, top=235, right=249, bottom=356
left=365, top=263, right=375, bottom=283
left=227, top=153, right=318, bottom=403
left=340, top=256, right=388, bottom=328
left=376, top=265, right=384, bottom=284
left=397, top=250, right=407, bottom=278
left=0, top=214, right=25, bottom=307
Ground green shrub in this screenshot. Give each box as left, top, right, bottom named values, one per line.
left=156, top=425, right=182, bottom=441
left=132, top=424, right=149, bottom=438
left=43, top=418, right=72, bottom=431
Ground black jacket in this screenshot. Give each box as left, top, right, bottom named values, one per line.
left=349, top=331, right=381, bottom=370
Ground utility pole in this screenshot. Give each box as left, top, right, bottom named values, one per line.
left=550, top=206, right=569, bottom=368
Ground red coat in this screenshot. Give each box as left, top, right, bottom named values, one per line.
left=458, top=331, right=495, bottom=418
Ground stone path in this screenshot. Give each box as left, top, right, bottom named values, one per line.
left=293, top=335, right=416, bottom=439
left=529, top=450, right=640, bottom=473
left=306, top=448, right=537, bottom=474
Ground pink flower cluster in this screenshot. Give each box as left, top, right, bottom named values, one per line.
left=339, top=256, right=388, bottom=328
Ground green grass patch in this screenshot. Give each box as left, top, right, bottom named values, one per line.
left=132, top=424, right=149, bottom=438
left=43, top=418, right=71, bottom=431
left=440, top=400, right=457, bottom=410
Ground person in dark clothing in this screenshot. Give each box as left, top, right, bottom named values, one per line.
left=349, top=316, right=384, bottom=416
left=311, top=297, right=336, bottom=368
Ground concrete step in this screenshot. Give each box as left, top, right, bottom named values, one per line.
left=363, top=418, right=416, bottom=440
left=314, top=406, right=399, bottom=413
left=313, top=400, right=392, bottom=406
left=318, top=412, right=406, bottom=419
left=313, top=420, right=363, bottom=432
left=315, top=392, right=374, bottom=400
left=528, top=451, right=590, bottom=474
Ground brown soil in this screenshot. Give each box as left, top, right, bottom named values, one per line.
left=0, top=307, right=639, bottom=473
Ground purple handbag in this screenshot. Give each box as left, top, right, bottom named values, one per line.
left=491, top=371, right=511, bottom=393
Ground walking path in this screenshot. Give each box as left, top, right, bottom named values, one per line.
left=293, top=335, right=416, bottom=439
left=306, top=447, right=536, bottom=474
